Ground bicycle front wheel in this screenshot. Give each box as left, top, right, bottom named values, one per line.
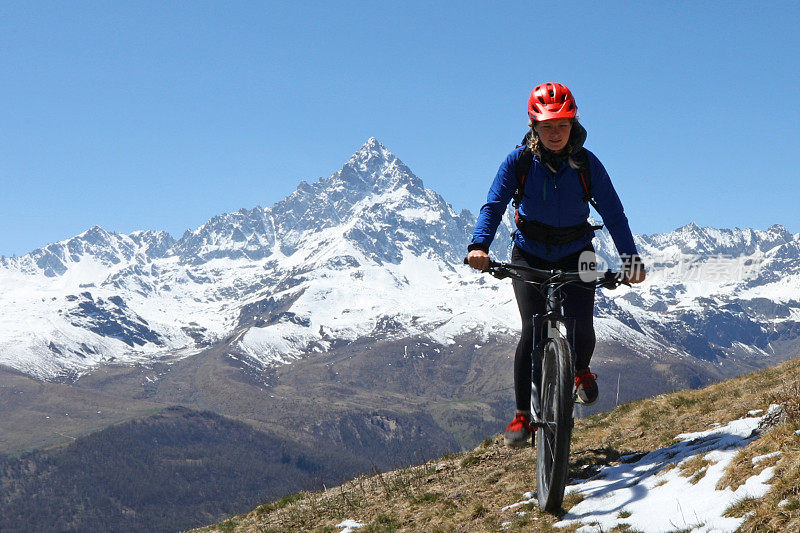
left=536, top=336, right=575, bottom=513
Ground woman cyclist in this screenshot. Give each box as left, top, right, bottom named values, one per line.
left=467, top=82, right=645, bottom=447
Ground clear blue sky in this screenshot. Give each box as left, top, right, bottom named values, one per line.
left=2, top=1, right=799, bottom=257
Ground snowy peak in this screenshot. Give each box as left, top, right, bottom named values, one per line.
left=128, top=230, right=177, bottom=259
left=257, top=138, right=466, bottom=263
left=349, top=137, right=393, bottom=169
left=2, top=139, right=452, bottom=275
left=173, top=207, right=275, bottom=265
left=336, top=138, right=425, bottom=195
left=4, top=226, right=154, bottom=277
left=639, top=222, right=796, bottom=257
left=345, top=137, right=396, bottom=178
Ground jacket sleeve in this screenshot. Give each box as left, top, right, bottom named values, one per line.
left=587, top=152, right=639, bottom=259
left=470, top=149, right=521, bottom=252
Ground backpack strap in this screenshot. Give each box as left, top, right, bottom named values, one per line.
left=512, top=145, right=534, bottom=209
left=574, top=148, right=599, bottom=211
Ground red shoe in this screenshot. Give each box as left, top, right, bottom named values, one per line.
left=503, top=413, right=533, bottom=447
left=574, top=369, right=599, bottom=405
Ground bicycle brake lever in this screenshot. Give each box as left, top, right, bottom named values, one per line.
left=489, top=267, right=510, bottom=279
left=601, top=270, right=626, bottom=290
left=490, top=266, right=522, bottom=281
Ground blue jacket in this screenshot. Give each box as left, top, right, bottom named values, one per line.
left=471, top=146, right=638, bottom=261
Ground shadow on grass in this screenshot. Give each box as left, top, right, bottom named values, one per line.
left=569, top=446, right=629, bottom=479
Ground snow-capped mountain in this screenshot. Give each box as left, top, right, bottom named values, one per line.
left=1, top=138, right=798, bottom=382
left=605, top=223, right=800, bottom=366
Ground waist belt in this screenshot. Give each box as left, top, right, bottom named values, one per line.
left=515, top=218, right=603, bottom=247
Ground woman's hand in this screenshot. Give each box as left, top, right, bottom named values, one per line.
left=626, top=269, right=646, bottom=284
left=623, top=256, right=646, bottom=284
left=467, top=249, right=491, bottom=271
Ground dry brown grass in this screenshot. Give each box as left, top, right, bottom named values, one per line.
left=723, top=420, right=800, bottom=531
left=734, top=458, right=800, bottom=532
left=717, top=428, right=783, bottom=492
left=572, top=356, right=800, bottom=456
left=711, top=365, right=800, bottom=532
left=678, top=453, right=712, bottom=484
left=196, top=355, right=800, bottom=533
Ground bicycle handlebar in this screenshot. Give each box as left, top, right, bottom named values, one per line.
left=462, top=257, right=630, bottom=289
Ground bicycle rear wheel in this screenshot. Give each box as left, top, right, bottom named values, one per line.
left=536, top=336, right=575, bottom=513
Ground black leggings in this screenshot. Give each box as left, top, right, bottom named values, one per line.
left=511, top=245, right=596, bottom=412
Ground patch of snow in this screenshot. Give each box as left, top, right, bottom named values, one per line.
left=751, top=451, right=781, bottom=464
left=765, top=403, right=784, bottom=417
left=496, top=410, right=779, bottom=532
left=396, top=206, right=441, bottom=224
left=336, top=519, right=364, bottom=532
left=501, top=492, right=537, bottom=512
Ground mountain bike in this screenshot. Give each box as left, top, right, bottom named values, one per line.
left=467, top=258, right=628, bottom=512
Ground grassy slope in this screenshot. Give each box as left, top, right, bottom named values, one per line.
left=196, top=354, right=800, bottom=533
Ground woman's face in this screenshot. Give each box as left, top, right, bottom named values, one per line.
left=535, top=119, right=572, bottom=152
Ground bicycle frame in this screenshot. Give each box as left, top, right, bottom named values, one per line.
left=542, top=283, right=569, bottom=341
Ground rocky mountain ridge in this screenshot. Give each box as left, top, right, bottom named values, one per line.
left=1, top=138, right=798, bottom=384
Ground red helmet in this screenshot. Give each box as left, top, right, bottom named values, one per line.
left=527, top=82, right=577, bottom=121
